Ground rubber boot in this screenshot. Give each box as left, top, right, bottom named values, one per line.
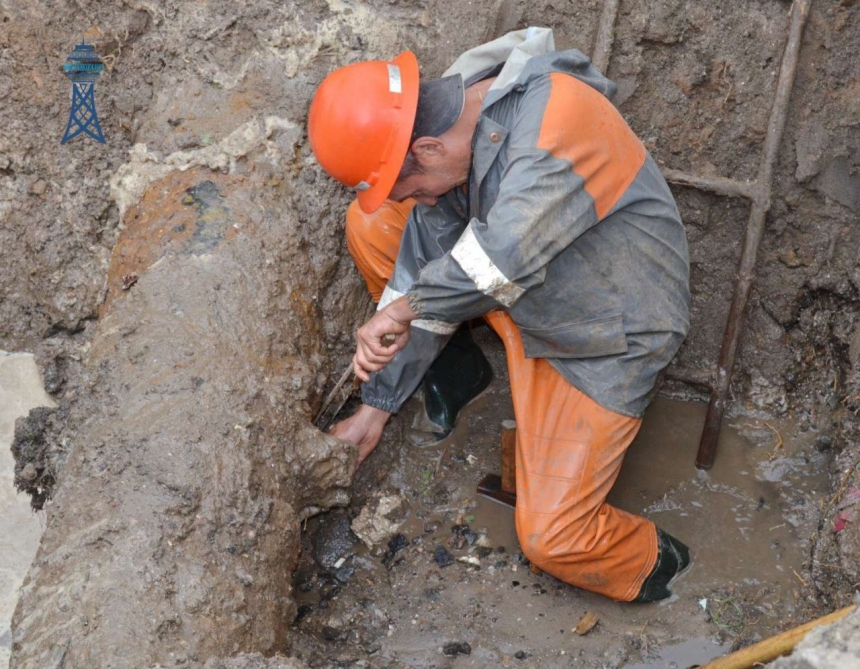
left=633, top=529, right=691, bottom=602
left=408, top=326, right=494, bottom=447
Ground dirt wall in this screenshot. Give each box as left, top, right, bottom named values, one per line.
left=1, top=0, right=859, bottom=664
left=10, top=163, right=362, bottom=666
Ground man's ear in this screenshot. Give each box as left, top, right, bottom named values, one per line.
left=410, top=136, right=446, bottom=165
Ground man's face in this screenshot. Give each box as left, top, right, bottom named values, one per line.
left=389, top=169, right=462, bottom=207
left=388, top=141, right=471, bottom=207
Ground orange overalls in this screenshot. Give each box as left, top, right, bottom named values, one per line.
left=345, top=199, right=659, bottom=602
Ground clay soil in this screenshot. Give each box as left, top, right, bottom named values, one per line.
left=1, top=0, right=859, bottom=666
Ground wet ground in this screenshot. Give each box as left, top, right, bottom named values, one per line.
left=291, top=326, right=831, bottom=668
left=0, top=353, right=52, bottom=669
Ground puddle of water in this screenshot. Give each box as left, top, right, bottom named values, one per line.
left=470, top=398, right=826, bottom=599
left=296, top=396, right=827, bottom=667
left=610, top=399, right=827, bottom=596
left=624, top=637, right=729, bottom=668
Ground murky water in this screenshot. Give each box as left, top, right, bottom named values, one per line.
left=295, top=394, right=827, bottom=668
left=469, top=397, right=828, bottom=667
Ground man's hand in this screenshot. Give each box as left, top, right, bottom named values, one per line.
left=353, top=295, right=418, bottom=381
left=329, top=404, right=392, bottom=465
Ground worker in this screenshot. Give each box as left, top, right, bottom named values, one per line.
left=308, top=27, right=692, bottom=603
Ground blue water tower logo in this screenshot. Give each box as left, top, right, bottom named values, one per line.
left=61, top=41, right=106, bottom=144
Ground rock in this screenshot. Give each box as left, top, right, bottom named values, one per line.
left=312, top=512, right=357, bottom=571
left=442, top=641, right=472, bottom=656
left=382, top=532, right=409, bottom=567
left=351, top=493, right=406, bottom=548
left=449, top=523, right=478, bottom=549
left=771, top=601, right=860, bottom=669
left=434, top=545, right=454, bottom=567
left=514, top=650, right=529, bottom=660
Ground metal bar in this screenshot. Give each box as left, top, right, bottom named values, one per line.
left=663, top=169, right=756, bottom=200
left=592, top=0, right=620, bottom=74
left=696, top=0, right=811, bottom=469
left=314, top=364, right=353, bottom=426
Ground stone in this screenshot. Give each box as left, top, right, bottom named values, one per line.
left=351, top=493, right=406, bottom=548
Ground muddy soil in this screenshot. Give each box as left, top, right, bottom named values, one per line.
left=11, top=167, right=361, bottom=667
left=1, top=0, right=858, bottom=666
left=291, top=326, right=833, bottom=667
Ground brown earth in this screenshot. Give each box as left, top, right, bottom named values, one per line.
left=1, top=0, right=858, bottom=666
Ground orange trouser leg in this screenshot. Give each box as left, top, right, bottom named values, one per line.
left=345, top=199, right=414, bottom=302
left=347, top=199, right=658, bottom=601
left=484, top=311, right=659, bottom=602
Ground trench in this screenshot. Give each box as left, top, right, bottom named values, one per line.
left=288, top=327, right=832, bottom=668
left=2, top=0, right=859, bottom=666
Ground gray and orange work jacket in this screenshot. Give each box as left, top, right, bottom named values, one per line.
left=363, top=27, right=691, bottom=418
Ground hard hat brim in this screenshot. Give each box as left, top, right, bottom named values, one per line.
left=357, top=50, right=420, bottom=214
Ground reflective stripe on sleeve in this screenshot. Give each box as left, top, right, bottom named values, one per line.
left=378, top=285, right=458, bottom=335
left=451, top=225, right=525, bottom=308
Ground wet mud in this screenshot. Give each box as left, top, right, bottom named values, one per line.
left=291, top=328, right=831, bottom=668
left=11, top=168, right=358, bottom=668
left=1, top=0, right=858, bottom=666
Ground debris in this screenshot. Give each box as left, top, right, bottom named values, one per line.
left=449, top=523, right=478, bottom=549
left=442, top=641, right=472, bottom=656
left=434, top=545, right=454, bottom=567
left=833, top=513, right=849, bottom=533
left=575, top=611, right=600, bottom=636
left=699, top=598, right=709, bottom=610
left=529, top=562, right=543, bottom=576
left=766, top=422, right=784, bottom=460
left=351, top=493, right=406, bottom=548
left=457, top=555, right=481, bottom=567
left=121, top=273, right=139, bottom=291
left=313, top=513, right=356, bottom=571
left=514, top=650, right=530, bottom=660
left=382, top=532, right=409, bottom=567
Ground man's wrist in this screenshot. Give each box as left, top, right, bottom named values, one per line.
left=385, top=295, right=418, bottom=324
left=358, top=403, right=392, bottom=424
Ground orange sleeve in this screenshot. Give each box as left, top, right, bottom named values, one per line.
left=537, top=73, right=646, bottom=220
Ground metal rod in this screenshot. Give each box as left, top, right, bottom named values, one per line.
left=663, top=169, right=756, bottom=200
left=314, top=364, right=353, bottom=426
left=592, top=0, right=620, bottom=74
left=696, top=0, right=811, bottom=469
left=317, top=377, right=359, bottom=432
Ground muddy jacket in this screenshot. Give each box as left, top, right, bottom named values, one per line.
left=362, top=27, right=690, bottom=418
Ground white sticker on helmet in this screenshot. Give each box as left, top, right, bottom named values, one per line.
left=353, top=181, right=371, bottom=191
left=387, top=64, right=402, bottom=94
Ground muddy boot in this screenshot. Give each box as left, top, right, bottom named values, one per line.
left=633, top=529, right=691, bottom=602
left=407, top=326, right=493, bottom=447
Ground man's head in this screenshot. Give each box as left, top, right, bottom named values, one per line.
left=308, top=52, right=470, bottom=212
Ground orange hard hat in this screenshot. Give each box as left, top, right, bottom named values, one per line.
left=308, top=51, right=420, bottom=214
